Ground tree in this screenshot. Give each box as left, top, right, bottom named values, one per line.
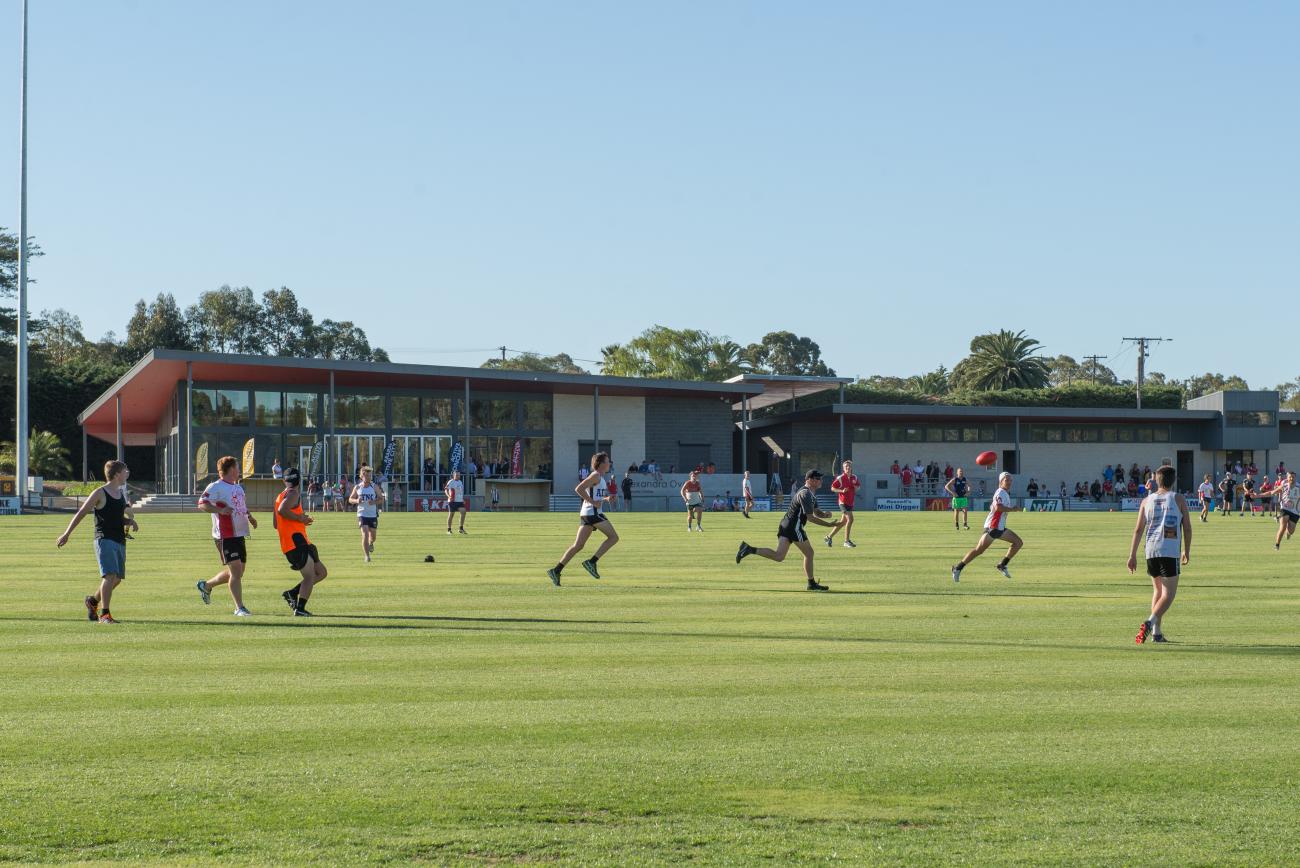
left=0, top=429, right=73, bottom=478
left=742, top=331, right=835, bottom=376
left=315, top=318, right=386, bottom=361
left=859, top=374, right=910, bottom=391
left=481, top=352, right=588, bottom=374
left=1182, top=373, right=1249, bottom=399
left=123, top=293, right=193, bottom=362
left=0, top=227, right=43, bottom=345
left=259, top=287, right=317, bottom=356
left=1276, top=378, right=1300, bottom=411
left=601, top=326, right=748, bottom=380
left=951, top=329, right=1051, bottom=391
left=186, top=286, right=265, bottom=354
left=907, top=366, right=950, bottom=398
left=32, top=308, right=87, bottom=365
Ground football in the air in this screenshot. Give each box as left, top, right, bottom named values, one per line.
left=975, top=451, right=997, bottom=468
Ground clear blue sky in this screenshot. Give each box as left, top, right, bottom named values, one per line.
left=3, top=1, right=1297, bottom=384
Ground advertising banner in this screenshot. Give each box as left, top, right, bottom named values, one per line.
left=241, top=438, right=256, bottom=477
left=876, top=498, right=922, bottom=512
left=410, top=496, right=471, bottom=512
left=1120, top=497, right=1144, bottom=511
left=1025, top=498, right=1062, bottom=512
left=925, top=498, right=952, bottom=511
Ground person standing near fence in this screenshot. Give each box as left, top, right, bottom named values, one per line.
left=682, top=471, right=705, bottom=532
left=621, top=471, right=633, bottom=512
left=56, top=460, right=138, bottom=624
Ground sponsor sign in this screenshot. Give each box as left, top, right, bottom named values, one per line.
left=876, top=497, right=922, bottom=512
left=0, top=496, right=19, bottom=515
left=410, top=496, right=471, bottom=512
left=925, top=498, right=952, bottom=511
left=450, top=442, right=464, bottom=473
left=241, top=438, right=256, bottom=477
left=381, top=439, right=398, bottom=478
left=308, top=441, right=325, bottom=477
left=749, top=498, right=771, bottom=512
left=628, top=473, right=761, bottom=501
left=1026, top=498, right=1062, bottom=512
left=1120, top=497, right=1144, bottom=511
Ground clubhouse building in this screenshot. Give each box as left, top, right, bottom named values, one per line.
left=78, top=352, right=1300, bottom=510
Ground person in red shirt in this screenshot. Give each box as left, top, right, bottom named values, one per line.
left=901, top=465, right=914, bottom=494
left=824, top=460, right=861, bottom=548
left=890, top=461, right=901, bottom=476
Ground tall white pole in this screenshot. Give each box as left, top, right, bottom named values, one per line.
left=15, top=0, right=30, bottom=511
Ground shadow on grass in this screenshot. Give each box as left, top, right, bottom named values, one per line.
left=633, top=584, right=1122, bottom=601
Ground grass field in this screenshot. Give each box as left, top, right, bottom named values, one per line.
left=2, top=508, right=1298, bottom=865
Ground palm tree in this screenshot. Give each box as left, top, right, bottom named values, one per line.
left=907, top=366, right=950, bottom=398
left=0, top=430, right=74, bottom=478
left=956, top=330, right=1050, bottom=391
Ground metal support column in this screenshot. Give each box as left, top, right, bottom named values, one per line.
left=81, top=426, right=87, bottom=482
left=185, top=363, right=194, bottom=494
left=115, top=395, right=123, bottom=460
left=1014, top=416, right=1021, bottom=479
left=741, top=396, right=749, bottom=473
left=838, top=383, right=846, bottom=467
left=593, top=386, right=600, bottom=455
left=328, top=370, right=336, bottom=480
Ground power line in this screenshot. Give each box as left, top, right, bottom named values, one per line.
left=1081, top=354, right=1109, bottom=383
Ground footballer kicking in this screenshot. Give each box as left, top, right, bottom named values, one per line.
left=1196, top=474, right=1215, bottom=522
left=944, top=467, right=972, bottom=530
left=349, top=464, right=385, bottom=562
left=275, top=468, right=328, bottom=616
left=195, top=455, right=258, bottom=617
left=736, top=469, right=841, bottom=592
left=824, top=459, right=860, bottom=547
left=548, top=452, right=620, bottom=586
left=55, top=460, right=139, bottom=624
left=951, top=471, right=1022, bottom=582
left=1128, top=465, right=1191, bottom=644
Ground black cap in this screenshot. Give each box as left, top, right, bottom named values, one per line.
left=805, top=469, right=823, bottom=480
left=284, top=467, right=301, bottom=485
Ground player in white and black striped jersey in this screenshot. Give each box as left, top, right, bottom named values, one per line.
left=1128, top=465, right=1192, bottom=644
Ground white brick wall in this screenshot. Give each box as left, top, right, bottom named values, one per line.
left=553, top=394, right=646, bottom=493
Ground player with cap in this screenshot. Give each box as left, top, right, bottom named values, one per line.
left=951, top=470, right=1023, bottom=582
left=274, top=467, right=328, bottom=616
left=735, top=469, right=842, bottom=592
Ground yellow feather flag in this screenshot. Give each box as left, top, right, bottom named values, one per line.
left=242, top=438, right=256, bottom=477
left=195, top=442, right=209, bottom=482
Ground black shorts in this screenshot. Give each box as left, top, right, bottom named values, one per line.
left=284, top=536, right=320, bottom=571
left=985, top=527, right=1006, bottom=539
left=581, top=513, right=609, bottom=527
left=1146, top=557, right=1180, bottom=579
left=447, top=501, right=462, bottom=512
left=359, top=515, right=378, bottom=529
left=1282, top=510, right=1299, bottom=524
left=215, top=537, right=247, bottom=565
left=777, top=521, right=808, bottom=544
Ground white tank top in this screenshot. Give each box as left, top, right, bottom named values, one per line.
left=580, top=474, right=609, bottom=516
left=1143, top=491, right=1182, bottom=559
left=355, top=484, right=378, bottom=518
left=1277, top=484, right=1300, bottom=514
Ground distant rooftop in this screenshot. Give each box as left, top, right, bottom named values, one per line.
left=725, top=374, right=854, bottom=412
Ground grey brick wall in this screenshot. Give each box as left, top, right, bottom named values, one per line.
left=644, top=396, right=734, bottom=472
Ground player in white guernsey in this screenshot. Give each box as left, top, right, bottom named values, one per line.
left=1260, top=470, right=1300, bottom=550
left=444, top=471, right=467, bottom=535
left=1196, top=474, right=1215, bottom=523
left=951, top=471, right=1022, bottom=582
left=348, top=464, right=386, bottom=562
left=1128, top=465, right=1191, bottom=644
left=741, top=470, right=754, bottom=518
left=548, top=452, right=619, bottom=586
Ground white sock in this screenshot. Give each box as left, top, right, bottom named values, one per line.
left=1150, top=615, right=1161, bottom=634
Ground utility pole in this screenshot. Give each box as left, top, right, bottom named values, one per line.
left=1082, top=354, right=1108, bottom=383
left=499, top=346, right=507, bottom=362
left=1121, top=338, right=1170, bottom=409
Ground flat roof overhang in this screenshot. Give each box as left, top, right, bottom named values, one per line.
left=79, top=350, right=765, bottom=446
left=725, top=374, right=854, bottom=412
left=741, top=403, right=1221, bottom=431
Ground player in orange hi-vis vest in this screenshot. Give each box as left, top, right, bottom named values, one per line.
left=275, top=468, right=328, bottom=616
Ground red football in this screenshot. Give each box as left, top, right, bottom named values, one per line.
left=975, top=451, right=997, bottom=468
